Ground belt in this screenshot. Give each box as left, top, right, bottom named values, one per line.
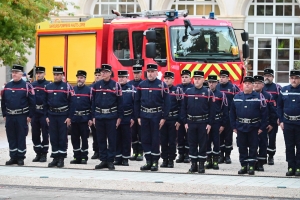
left=96, top=106, right=117, bottom=114
left=215, top=113, right=223, bottom=120
left=36, top=105, right=43, bottom=110
left=6, top=107, right=29, bottom=115
left=237, top=117, right=260, bottom=124
left=124, top=109, right=133, bottom=116
left=49, top=106, right=69, bottom=113
left=284, top=113, right=300, bottom=121
left=168, top=110, right=179, bottom=117
left=141, top=106, right=162, bottom=113
left=74, top=110, right=91, bottom=116
left=187, top=114, right=208, bottom=121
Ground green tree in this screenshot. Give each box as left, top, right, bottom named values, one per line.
left=0, top=0, right=78, bottom=66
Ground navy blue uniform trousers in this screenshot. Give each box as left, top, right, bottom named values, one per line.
left=160, top=120, right=177, bottom=160
left=71, top=122, right=89, bottom=160
left=31, top=114, right=49, bottom=154
left=96, top=118, right=117, bottom=162
left=115, top=124, right=131, bottom=161
left=257, top=129, right=268, bottom=162
left=207, top=122, right=221, bottom=157
left=283, top=123, right=300, bottom=169
left=267, top=125, right=278, bottom=157
left=90, top=125, right=98, bottom=152
left=6, top=115, right=27, bottom=159
left=177, top=125, right=189, bottom=155
left=188, top=123, right=207, bottom=162
left=220, top=123, right=233, bottom=153
left=131, top=119, right=143, bottom=153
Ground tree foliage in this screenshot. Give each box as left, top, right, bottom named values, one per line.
left=0, top=0, right=78, bottom=67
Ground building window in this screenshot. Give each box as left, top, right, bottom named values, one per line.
left=171, top=0, right=220, bottom=16
left=93, top=0, right=141, bottom=15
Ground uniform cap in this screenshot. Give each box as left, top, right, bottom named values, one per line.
left=12, top=64, right=24, bottom=72
left=164, top=71, right=174, bottom=78
left=36, top=66, right=45, bottom=73
left=147, top=64, right=157, bottom=71
left=220, top=70, right=230, bottom=77
left=76, top=70, right=87, bottom=78
left=243, top=76, right=254, bottom=83
left=53, top=66, right=64, bottom=74
left=253, top=75, right=264, bottom=82
left=290, top=70, right=300, bottom=77
left=203, top=81, right=209, bottom=88
left=133, top=66, right=142, bottom=72
left=101, top=64, right=112, bottom=72
left=181, top=69, right=191, bottom=76
left=118, top=70, right=129, bottom=76
left=207, top=75, right=218, bottom=82
left=94, top=68, right=102, bottom=74
left=264, top=68, right=274, bottom=76
left=193, top=70, right=204, bottom=77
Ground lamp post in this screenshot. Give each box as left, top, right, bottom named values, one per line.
left=149, top=0, right=152, bottom=10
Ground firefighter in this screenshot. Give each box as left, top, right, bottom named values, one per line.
left=128, top=65, right=144, bottom=161
left=114, top=70, right=135, bottom=166
left=176, top=69, right=193, bottom=163
left=45, top=66, right=73, bottom=168
left=263, top=68, right=282, bottom=165
left=206, top=75, right=228, bottom=170
left=216, top=70, right=240, bottom=164
left=181, top=70, right=216, bottom=173
left=90, top=68, right=103, bottom=160
left=70, top=70, right=92, bottom=164
left=31, top=66, right=50, bottom=162
left=230, top=76, right=268, bottom=175
left=135, top=64, right=170, bottom=171
left=160, top=71, right=181, bottom=168
left=277, top=70, right=300, bottom=176
left=1, top=64, right=35, bottom=166
left=92, top=64, right=123, bottom=170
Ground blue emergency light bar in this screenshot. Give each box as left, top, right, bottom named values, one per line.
left=209, top=12, right=215, bottom=19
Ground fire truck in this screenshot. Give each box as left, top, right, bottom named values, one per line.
left=35, top=10, right=249, bottom=87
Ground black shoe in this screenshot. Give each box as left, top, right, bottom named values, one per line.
left=17, top=159, right=24, bottom=166
left=183, top=154, right=190, bottom=163
left=188, top=162, right=198, bottom=173
left=48, top=158, right=59, bottom=167
left=205, top=158, right=213, bottom=169
left=286, top=168, right=295, bottom=176
left=95, top=161, right=108, bottom=169
left=248, top=166, right=255, bottom=175
left=176, top=154, right=184, bottom=163
left=198, top=161, right=205, bottom=173
left=39, top=153, right=47, bottom=162
left=255, top=161, right=264, bottom=171
left=122, top=159, right=129, bottom=166
left=295, top=169, right=300, bottom=176
left=225, top=154, right=231, bottom=164
left=113, top=160, right=123, bottom=166
left=70, top=158, right=81, bottom=164
left=167, top=160, right=174, bottom=168
left=140, top=161, right=152, bottom=170
left=91, top=152, right=99, bottom=160
left=129, top=152, right=137, bottom=161
left=57, top=158, right=64, bottom=168
left=212, top=156, right=219, bottom=170
left=32, top=154, right=41, bottom=162
left=218, top=153, right=225, bottom=164
left=268, top=156, right=274, bottom=165
left=238, top=166, right=247, bottom=174
left=160, top=160, right=168, bottom=168
left=5, top=159, right=18, bottom=165
left=136, top=153, right=144, bottom=161
left=151, top=162, right=158, bottom=171
left=81, top=159, right=87, bottom=164
left=107, top=162, right=115, bottom=170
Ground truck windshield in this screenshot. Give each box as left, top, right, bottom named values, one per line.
left=170, top=26, right=240, bottom=62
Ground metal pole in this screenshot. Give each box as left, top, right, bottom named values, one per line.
left=149, top=0, right=152, bottom=10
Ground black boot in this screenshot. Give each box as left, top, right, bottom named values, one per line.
left=70, top=158, right=81, bottom=164
left=113, top=160, right=123, bottom=166
left=57, top=157, right=64, bottom=168
left=238, top=166, right=247, bottom=174
left=95, top=161, right=108, bottom=169
left=248, top=166, right=255, bottom=175
left=225, top=152, right=231, bottom=164
left=183, top=153, right=190, bottom=163
left=212, top=156, right=219, bottom=170
left=160, top=159, right=168, bottom=168
left=39, top=153, right=47, bottom=162
left=295, top=169, right=300, bottom=176
left=81, top=159, right=87, bottom=164
left=129, top=150, right=137, bottom=161
left=91, top=151, right=99, bottom=160
left=168, top=159, right=174, bottom=168
left=151, top=161, right=159, bottom=171
left=268, top=156, right=274, bottom=165
left=286, top=168, right=295, bottom=176
left=188, top=162, right=198, bottom=173
left=205, top=157, right=213, bottom=169
left=107, top=162, right=115, bottom=170
left=32, top=153, right=41, bottom=162
left=218, top=152, right=225, bottom=164
left=255, top=160, right=264, bottom=171
left=176, top=154, right=184, bottom=163
left=198, top=161, right=205, bottom=173
left=140, top=161, right=152, bottom=170
left=136, top=152, right=144, bottom=161
left=17, top=159, right=24, bottom=166
left=5, top=158, right=18, bottom=165
left=122, top=159, right=129, bottom=166
left=48, top=158, right=59, bottom=167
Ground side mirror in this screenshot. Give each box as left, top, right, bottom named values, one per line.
left=146, top=43, right=156, bottom=58
left=241, top=32, right=249, bottom=42
left=145, top=30, right=156, bottom=41
left=242, top=43, right=249, bottom=59
left=189, top=29, right=201, bottom=36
